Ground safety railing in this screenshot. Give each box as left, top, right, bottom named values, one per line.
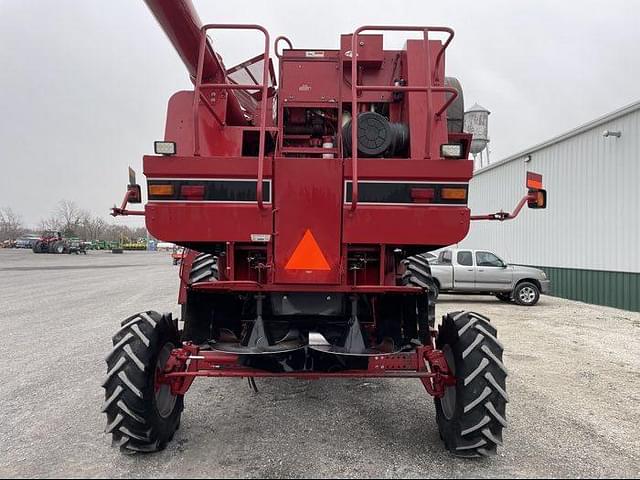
left=350, top=26, right=459, bottom=211
left=193, top=24, right=271, bottom=209
left=274, top=35, right=293, bottom=59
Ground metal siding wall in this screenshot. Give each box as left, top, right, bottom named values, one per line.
left=463, top=107, right=640, bottom=274
left=535, top=266, right=640, bottom=312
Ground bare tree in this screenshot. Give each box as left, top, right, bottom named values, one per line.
left=0, top=207, right=24, bottom=241
left=33, top=199, right=147, bottom=242
left=39, top=215, right=62, bottom=233
left=131, top=226, right=148, bottom=241
left=80, top=215, right=107, bottom=240
left=54, top=200, right=88, bottom=237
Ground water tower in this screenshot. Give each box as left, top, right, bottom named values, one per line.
left=464, top=103, right=490, bottom=168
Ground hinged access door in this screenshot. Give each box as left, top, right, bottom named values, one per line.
left=274, top=157, right=342, bottom=284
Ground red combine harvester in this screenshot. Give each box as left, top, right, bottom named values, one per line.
left=106, top=0, right=546, bottom=456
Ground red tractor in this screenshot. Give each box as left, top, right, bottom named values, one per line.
left=107, top=0, right=546, bottom=457
left=32, top=231, right=67, bottom=254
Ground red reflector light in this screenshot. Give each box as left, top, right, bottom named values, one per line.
left=526, top=171, right=543, bottom=190
left=410, top=187, right=435, bottom=203
left=180, top=185, right=205, bottom=200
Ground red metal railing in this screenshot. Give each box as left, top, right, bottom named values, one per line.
left=274, top=35, right=293, bottom=58
left=350, top=26, right=459, bottom=211
left=193, top=24, right=271, bottom=209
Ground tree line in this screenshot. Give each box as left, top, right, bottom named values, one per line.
left=0, top=201, right=148, bottom=242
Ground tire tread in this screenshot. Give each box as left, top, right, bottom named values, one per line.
left=435, top=311, right=508, bottom=457
left=102, top=311, right=182, bottom=454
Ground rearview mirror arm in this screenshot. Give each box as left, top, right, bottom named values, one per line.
left=111, top=187, right=146, bottom=217
left=470, top=191, right=536, bottom=222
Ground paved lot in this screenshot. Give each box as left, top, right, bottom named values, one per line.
left=0, top=248, right=639, bottom=478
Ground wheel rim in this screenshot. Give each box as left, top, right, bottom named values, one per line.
left=441, top=345, right=457, bottom=420
left=155, top=342, right=177, bottom=418
left=519, top=286, right=536, bottom=304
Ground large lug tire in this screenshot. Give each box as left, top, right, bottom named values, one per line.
left=102, top=311, right=183, bottom=454
left=402, top=254, right=438, bottom=300
left=401, top=254, right=438, bottom=338
left=435, top=311, right=508, bottom=458
left=513, top=282, right=540, bottom=306
left=430, top=282, right=440, bottom=301
left=32, top=241, right=43, bottom=253
left=189, top=253, right=219, bottom=284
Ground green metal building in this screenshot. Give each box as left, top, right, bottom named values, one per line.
left=462, top=101, right=640, bottom=312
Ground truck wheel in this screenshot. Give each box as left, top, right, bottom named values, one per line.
left=189, top=253, right=219, bottom=283
left=495, top=293, right=512, bottom=303
left=435, top=311, right=508, bottom=457
left=102, top=311, right=183, bottom=454
left=513, top=282, right=540, bottom=306
left=32, top=241, right=43, bottom=253
left=402, top=255, right=438, bottom=300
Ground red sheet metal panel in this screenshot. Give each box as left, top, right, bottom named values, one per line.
left=280, top=59, right=341, bottom=104
left=143, top=155, right=273, bottom=178
left=343, top=205, right=470, bottom=245
left=273, top=158, right=342, bottom=284
left=343, top=159, right=473, bottom=181
left=145, top=203, right=272, bottom=242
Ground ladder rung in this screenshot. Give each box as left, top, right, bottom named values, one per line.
left=281, top=147, right=339, bottom=154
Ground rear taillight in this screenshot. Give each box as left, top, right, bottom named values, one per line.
left=180, top=185, right=205, bottom=200
left=410, top=187, right=435, bottom=203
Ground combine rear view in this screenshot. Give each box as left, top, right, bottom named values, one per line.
left=106, top=0, right=546, bottom=457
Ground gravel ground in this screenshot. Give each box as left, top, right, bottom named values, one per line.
left=0, top=248, right=639, bottom=478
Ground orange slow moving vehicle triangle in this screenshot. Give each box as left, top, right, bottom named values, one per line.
left=285, top=229, right=331, bottom=271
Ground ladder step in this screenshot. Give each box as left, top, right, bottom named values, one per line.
left=281, top=147, right=339, bottom=154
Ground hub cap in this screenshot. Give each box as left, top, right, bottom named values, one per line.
left=155, top=342, right=177, bottom=418
left=519, top=286, right=537, bottom=304
left=441, top=345, right=457, bottom=420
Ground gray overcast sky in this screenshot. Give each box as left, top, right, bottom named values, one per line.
left=1, top=0, right=639, bottom=227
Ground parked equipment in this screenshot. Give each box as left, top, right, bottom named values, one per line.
left=171, top=246, right=185, bottom=265
left=32, top=232, right=88, bottom=254
left=107, top=0, right=547, bottom=457
left=66, top=238, right=88, bottom=255
left=15, top=235, right=40, bottom=249
left=32, top=232, right=68, bottom=254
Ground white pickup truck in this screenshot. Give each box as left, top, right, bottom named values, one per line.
left=428, top=248, right=550, bottom=306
